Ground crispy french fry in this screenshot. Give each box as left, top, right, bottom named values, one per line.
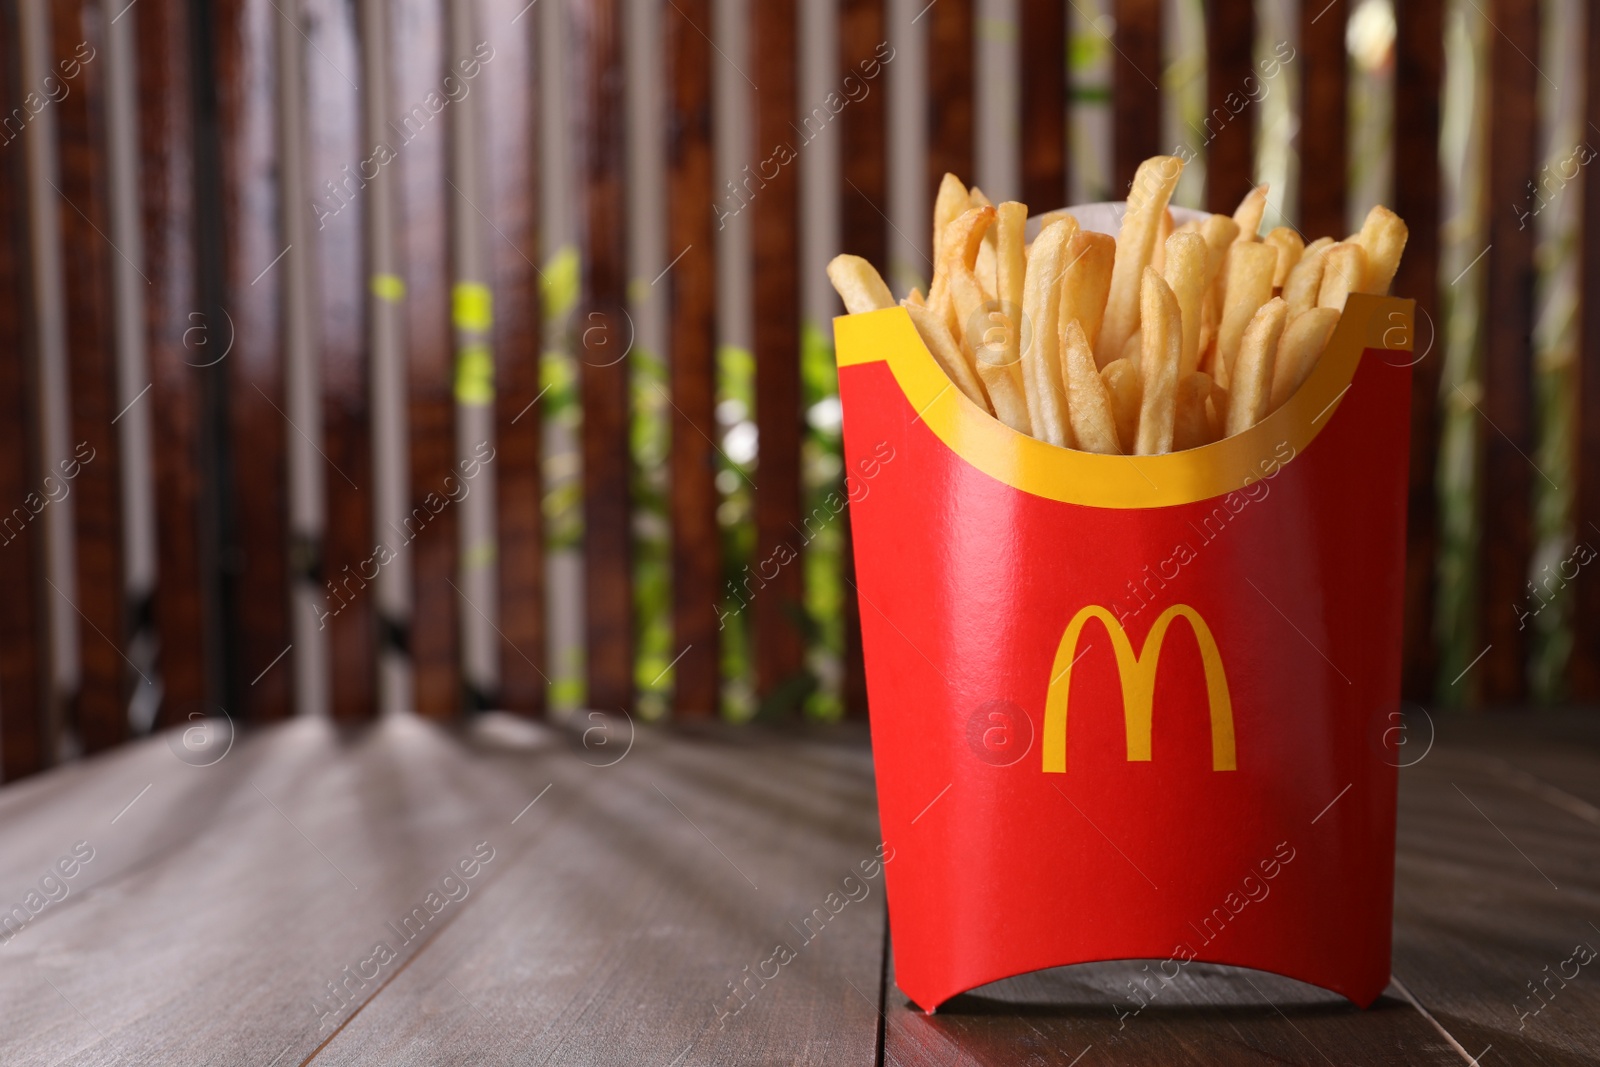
left=1201, top=214, right=1240, bottom=317
left=1232, top=183, right=1269, bottom=241
left=952, top=262, right=1031, bottom=433
left=932, top=172, right=968, bottom=258
left=1282, top=247, right=1326, bottom=320
left=1061, top=318, right=1121, bottom=453
left=995, top=202, right=1029, bottom=374
left=906, top=287, right=925, bottom=307
left=1263, top=227, right=1304, bottom=288
left=1163, top=231, right=1208, bottom=377
left=1205, top=383, right=1226, bottom=439
left=1214, top=242, right=1276, bottom=391
left=1137, top=268, right=1182, bottom=455
left=928, top=188, right=984, bottom=318
left=976, top=361, right=1031, bottom=432
left=1173, top=371, right=1214, bottom=451
left=1033, top=208, right=1075, bottom=233
left=1122, top=328, right=1142, bottom=370
left=931, top=205, right=997, bottom=333
left=968, top=186, right=993, bottom=209
left=1269, top=306, right=1340, bottom=411
left=1097, top=155, right=1184, bottom=365
left=1225, top=297, right=1289, bottom=436
left=1201, top=215, right=1241, bottom=258
left=903, top=300, right=991, bottom=411
left=1019, top=216, right=1078, bottom=446
left=826, top=254, right=896, bottom=314
left=1303, top=235, right=1335, bottom=259
left=1060, top=230, right=1115, bottom=360
left=1317, top=241, right=1368, bottom=312
left=976, top=244, right=999, bottom=300
left=1355, top=205, right=1408, bottom=294
left=1151, top=208, right=1174, bottom=275
left=1101, top=358, right=1143, bottom=454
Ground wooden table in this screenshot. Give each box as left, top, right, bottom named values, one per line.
left=0, top=710, right=1595, bottom=1065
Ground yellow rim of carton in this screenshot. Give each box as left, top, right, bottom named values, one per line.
left=834, top=293, right=1413, bottom=509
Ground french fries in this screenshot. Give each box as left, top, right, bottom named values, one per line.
left=1136, top=269, right=1181, bottom=455
left=1098, top=156, right=1184, bottom=367
left=827, top=155, right=1409, bottom=456
left=826, top=255, right=896, bottom=315
left=1060, top=319, right=1120, bottom=454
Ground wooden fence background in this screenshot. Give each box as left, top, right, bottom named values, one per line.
left=0, top=0, right=1593, bottom=779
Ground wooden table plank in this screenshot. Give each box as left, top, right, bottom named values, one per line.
left=1391, top=739, right=1600, bottom=1066
left=883, top=960, right=1460, bottom=1066
left=312, top=722, right=887, bottom=1065
left=0, top=717, right=566, bottom=1066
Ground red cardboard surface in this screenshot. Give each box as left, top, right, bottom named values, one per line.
left=835, top=294, right=1414, bottom=1012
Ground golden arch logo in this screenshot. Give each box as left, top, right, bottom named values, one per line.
left=1042, top=604, right=1236, bottom=773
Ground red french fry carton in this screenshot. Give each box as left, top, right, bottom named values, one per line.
left=835, top=260, right=1414, bottom=1012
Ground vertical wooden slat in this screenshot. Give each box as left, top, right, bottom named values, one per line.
left=572, top=0, right=634, bottom=712
left=485, top=0, right=546, bottom=716
left=666, top=0, right=720, bottom=718
left=214, top=0, right=290, bottom=720
left=1477, top=0, right=1539, bottom=703
left=318, top=0, right=374, bottom=721
left=394, top=0, right=459, bottom=719
left=1298, top=0, right=1347, bottom=238
left=1113, top=0, right=1161, bottom=194
left=53, top=0, right=126, bottom=751
left=926, top=0, right=973, bottom=194
left=1204, top=0, right=1256, bottom=214
left=1574, top=0, right=1600, bottom=699
left=0, top=0, right=49, bottom=778
left=750, top=0, right=806, bottom=712
left=1020, top=0, right=1068, bottom=210
left=138, top=0, right=213, bottom=726
left=1393, top=0, right=1443, bottom=702
left=838, top=0, right=887, bottom=720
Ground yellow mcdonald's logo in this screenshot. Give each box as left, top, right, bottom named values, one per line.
left=1042, top=604, right=1237, bottom=773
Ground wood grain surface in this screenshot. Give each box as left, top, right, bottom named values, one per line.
left=1392, top=0, right=1444, bottom=703
left=1112, top=0, right=1161, bottom=196
left=213, top=0, right=292, bottom=722
left=1297, top=0, right=1347, bottom=239
left=311, top=0, right=375, bottom=722
left=395, top=0, right=461, bottom=721
left=666, top=0, right=721, bottom=719
left=1572, top=5, right=1600, bottom=702
left=1477, top=0, right=1540, bottom=704
left=1203, top=0, right=1256, bottom=216
left=137, top=0, right=215, bottom=727
left=571, top=0, right=635, bottom=715
left=0, top=712, right=1596, bottom=1063
left=749, top=0, right=808, bottom=714
left=483, top=0, right=546, bottom=718
left=0, top=0, right=49, bottom=781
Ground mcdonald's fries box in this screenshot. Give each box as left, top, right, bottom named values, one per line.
left=834, top=252, right=1414, bottom=1012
